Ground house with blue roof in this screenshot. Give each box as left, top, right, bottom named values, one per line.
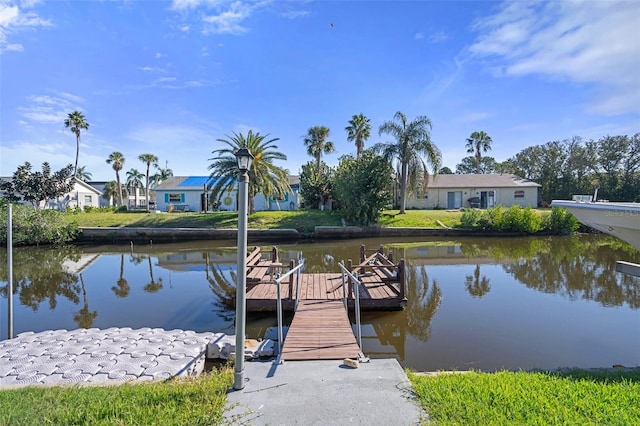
left=152, top=176, right=300, bottom=212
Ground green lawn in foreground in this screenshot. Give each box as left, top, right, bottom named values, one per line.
left=408, top=369, right=640, bottom=425
left=1, top=368, right=637, bottom=425
left=65, top=209, right=463, bottom=232
left=0, top=367, right=233, bottom=426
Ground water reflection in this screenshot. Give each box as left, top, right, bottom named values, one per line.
left=1, top=235, right=638, bottom=371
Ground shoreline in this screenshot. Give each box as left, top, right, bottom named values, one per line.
left=76, top=225, right=534, bottom=244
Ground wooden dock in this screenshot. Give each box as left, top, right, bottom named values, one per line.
left=242, top=245, right=407, bottom=360
left=244, top=245, right=407, bottom=312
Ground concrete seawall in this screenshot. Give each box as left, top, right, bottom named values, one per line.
left=77, top=227, right=301, bottom=244
left=77, top=226, right=528, bottom=244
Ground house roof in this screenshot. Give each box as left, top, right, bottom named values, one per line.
left=429, top=174, right=541, bottom=188
left=154, top=176, right=301, bottom=191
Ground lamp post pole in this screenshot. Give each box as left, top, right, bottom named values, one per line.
left=234, top=148, right=253, bottom=391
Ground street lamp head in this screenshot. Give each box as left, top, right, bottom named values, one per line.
left=235, top=148, right=254, bottom=172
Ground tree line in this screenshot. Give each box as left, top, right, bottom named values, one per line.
left=3, top=108, right=637, bottom=220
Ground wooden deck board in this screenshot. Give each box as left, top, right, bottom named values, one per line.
left=280, top=300, right=360, bottom=361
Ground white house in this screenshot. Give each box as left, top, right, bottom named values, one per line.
left=404, top=174, right=541, bottom=210
left=0, top=177, right=102, bottom=210
left=153, top=176, right=300, bottom=212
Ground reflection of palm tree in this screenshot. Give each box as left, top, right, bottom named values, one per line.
left=465, top=265, right=491, bottom=298
left=112, top=254, right=130, bottom=298
left=73, top=274, right=97, bottom=328
left=404, top=263, right=442, bottom=342
left=144, top=256, right=163, bottom=293
left=204, top=254, right=236, bottom=317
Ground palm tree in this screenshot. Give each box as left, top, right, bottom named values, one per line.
left=304, top=125, right=334, bottom=172
left=207, top=130, right=289, bottom=213
left=101, top=180, right=119, bottom=206
left=151, top=164, right=173, bottom=188
left=75, top=165, right=92, bottom=181
left=106, top=151, right=126, bottom=207
left=345, top=114, right=371, bottom=157
left=125, top=168, right=144, bottom=209
left=374, top=111, right=442, bottom=214
left=465, top=131, right=493, bottom=173
left=64, top=111, right=89, bottom=178
left=138, top=154, right=158, bottom=211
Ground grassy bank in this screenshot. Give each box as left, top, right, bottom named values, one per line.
left=408, top=368, right=640, bottom=425
left=0, top=367, right=233, bottom=426
left=66, top=209, right=465, bottom=232
left=1, top=367, right=637, bottom=425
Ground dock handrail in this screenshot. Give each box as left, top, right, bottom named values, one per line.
left=338, top=261, right=363, bottom=352
left=273, top=260, right=305, bottom=364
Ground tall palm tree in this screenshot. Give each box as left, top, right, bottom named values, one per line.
left=125, top=168, right=144, bottom=209
left=465, top=131, right=493, bottom=173
left=207, top=130, right=289, bottom=213
left=138, top=154, right=158, bottom=211
left=374, top=111, right=442, bottom=214
left=345, top=114, right=371, bottom=157
left=64, top=111, right=89, bottom=178
left=106, top=151, right=126, bottom=207
left=75, top=165, right=92, bottom=181
left=303, top=125, right=334, bottom=172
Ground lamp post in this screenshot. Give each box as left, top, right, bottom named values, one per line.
left=233, top=147, right=253, bottom=390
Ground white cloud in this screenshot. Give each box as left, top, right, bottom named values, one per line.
left=169, top=0, right=269, bottom=36
left=0, top=1, right=52, bottom=53
left=414, top=32, right=424, bottom=40
left=17, top=93, right=84, bottom=124
left=470, top=0, right=640, bottom=115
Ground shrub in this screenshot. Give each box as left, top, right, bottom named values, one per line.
left=543, top=206, right=580, bottom=235
left=0, top=203, right=79, bottom=246
left=460, top=209, right=483, bottom=229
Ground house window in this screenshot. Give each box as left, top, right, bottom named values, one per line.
left=514, top=190, right=525, bottom=198
left=168, top=193, right=183, bottom=203
left=84, top=195, right=92, bottom=206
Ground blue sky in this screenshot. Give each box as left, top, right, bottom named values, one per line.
left=1, top=0, right=639, bottom=181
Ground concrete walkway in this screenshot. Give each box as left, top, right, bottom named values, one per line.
left=224, top=358, right=426, bottom=425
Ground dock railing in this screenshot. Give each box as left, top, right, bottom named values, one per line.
left=338, top=261, right=363, bottom=352
left=273, top=260, right=305, bottom=364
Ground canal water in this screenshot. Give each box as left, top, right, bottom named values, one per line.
left=1, top=235, right=638, bottom=372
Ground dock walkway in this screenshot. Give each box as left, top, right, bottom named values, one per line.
left=280, top=300, right=360, bottom=361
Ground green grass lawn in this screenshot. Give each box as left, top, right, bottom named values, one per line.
left=1, top=367, right=637, bottom=425
left=0, top=367, right=233, bottom=426
left=408, top=368, right=640, bottom=425
left=66, top=209, right=463, bottom=232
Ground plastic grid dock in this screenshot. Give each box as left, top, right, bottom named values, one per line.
left=0, top=327, right=215, bottom=387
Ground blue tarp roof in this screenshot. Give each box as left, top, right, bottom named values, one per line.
left=178, top=176, right=216, bottom=187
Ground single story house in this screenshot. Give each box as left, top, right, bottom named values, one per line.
left=404, top=174, right=541, bottom=209
left=0, top=177, right=102, bottom=210
left=153, top=176, right=300, bottom=213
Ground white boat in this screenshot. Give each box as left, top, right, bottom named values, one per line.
left=551, top=199, right=640, bottom=251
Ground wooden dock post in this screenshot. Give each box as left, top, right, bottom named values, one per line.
left=271, top=246, right=278, bottom=262
left=398, top=258, right=406, bottom=301
left=359, top=245, right=366, bottom=274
